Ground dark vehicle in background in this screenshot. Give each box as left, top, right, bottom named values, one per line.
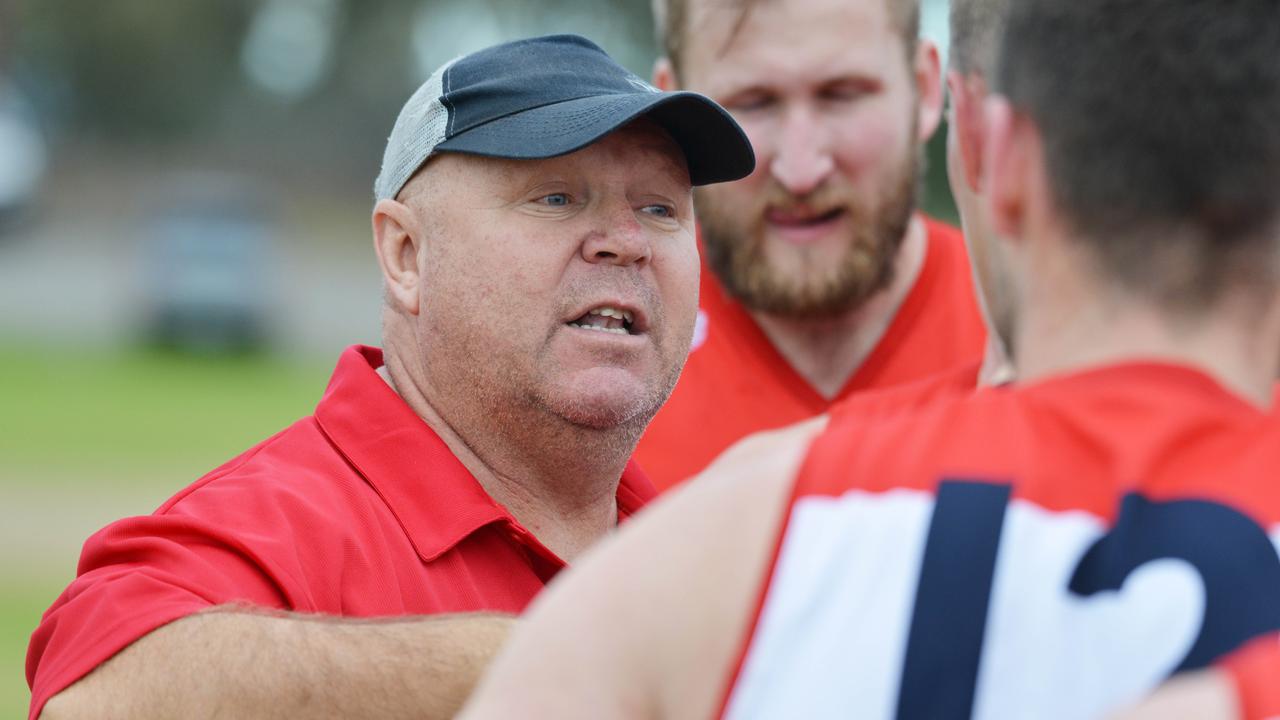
left=142, top=176, right=278, bottom=354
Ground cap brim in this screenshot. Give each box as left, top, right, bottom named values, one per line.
left=433, top=91, right=755, bottom=186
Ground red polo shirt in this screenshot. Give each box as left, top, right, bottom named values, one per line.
left=26, top=345, right=655, bottom=720
left=635, top=216, right=987, bottom=491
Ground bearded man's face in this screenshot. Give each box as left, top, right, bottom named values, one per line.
left=675, top=0, right=926, bottom=316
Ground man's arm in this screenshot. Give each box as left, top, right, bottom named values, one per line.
left=40, top=609, right=514, bottom=720
left=460, top=417, right=826, bottom=720
left=1105, top=671, right=1237, bottom=720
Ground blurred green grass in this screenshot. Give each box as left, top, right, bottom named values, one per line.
left=2, top=585, right=63, bottom=720
left=0, top=344, right=333, bottom=488
left=0, top=343, right=333, bottom=718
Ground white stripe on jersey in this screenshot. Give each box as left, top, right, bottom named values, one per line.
left=726, top=489, right=933, bottom=720
left=724, top=490, right=1248, bottom=720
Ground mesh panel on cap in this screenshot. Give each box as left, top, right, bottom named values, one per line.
left=373, top=57, right=458, bottom=201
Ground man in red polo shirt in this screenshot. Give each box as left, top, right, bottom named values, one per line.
left=26, top=35, right=755, bottom=720
left=637, top=0, right=988, bottom=490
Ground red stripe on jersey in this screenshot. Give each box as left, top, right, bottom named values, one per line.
left=798, top=362, right=1274, bottom=526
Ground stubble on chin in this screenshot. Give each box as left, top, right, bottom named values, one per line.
left=537, top=277, right=695, bottom=437
left=532, top=335, right=688, bottom=441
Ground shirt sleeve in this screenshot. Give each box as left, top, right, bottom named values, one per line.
left=26, top=511, right=294, bottom=720
left=1220, top=632, right=1280, bottom=720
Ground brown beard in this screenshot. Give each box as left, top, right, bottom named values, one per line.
left=698, top=142, right=922, bottom=318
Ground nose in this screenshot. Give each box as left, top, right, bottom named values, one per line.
left=769, top=106, right=834, bottom=196
left=581, top=201, right=653, bottom=268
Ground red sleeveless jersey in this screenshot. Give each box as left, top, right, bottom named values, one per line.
left=635, top=217, right=986, bottom=492
left=722, top=363, right=1280, bottom=720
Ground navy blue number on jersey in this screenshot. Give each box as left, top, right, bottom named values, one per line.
left=894, top=480, right=1280, bottom=720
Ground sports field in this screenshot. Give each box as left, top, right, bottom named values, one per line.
left=0, top=343, right=332, bottom=718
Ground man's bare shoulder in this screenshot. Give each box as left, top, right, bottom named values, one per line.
left=692, top=414, right=829, bottom=501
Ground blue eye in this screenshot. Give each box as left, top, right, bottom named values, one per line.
left=541, top=193, right=570, bottom=206
left=643, top=204, right=673, bottom=218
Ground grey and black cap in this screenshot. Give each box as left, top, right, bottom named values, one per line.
left=374, top=34, right=756, bottom=201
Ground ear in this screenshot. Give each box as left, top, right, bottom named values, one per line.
left=946, top=69, right=987, bottom=193
left=371, top=198, right=424, bottom=316
left=983, top=95, right=1033, bottom=244
left=913, top=39, right=944, bottom=144
left=652, top=57, right=678, bottom=91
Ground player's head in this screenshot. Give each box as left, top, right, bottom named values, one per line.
left=651, top=0, right=944, bottom=318
left=371, top=35, right=752, bottom=441
left=986, top=0, right=1280, bottom=331
left=945, top=0, right=1016, bottom=357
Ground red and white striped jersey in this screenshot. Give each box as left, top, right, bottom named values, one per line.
left=723, top=362, right=1280, bottom=720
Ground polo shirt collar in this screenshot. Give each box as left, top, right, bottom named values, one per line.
left=313, top=345, right=655, bottom=563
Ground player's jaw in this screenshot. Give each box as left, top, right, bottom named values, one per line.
left=536, top=284, right=688, bottom=430
left=699, top=168, right=916, bottom=317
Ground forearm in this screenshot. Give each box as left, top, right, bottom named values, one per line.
left=40, top=606, right=515, bottom=720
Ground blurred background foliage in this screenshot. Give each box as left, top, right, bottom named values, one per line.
left=0, top=0, right=954, bottom=715
left=8, top=0, right=665, bottom=184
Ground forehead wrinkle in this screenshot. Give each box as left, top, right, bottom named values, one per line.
left=595, top=134, right=690, bottom=186
left=523, top=127, right=690, bottom=191
left=631, top=142, right=690, bottom=180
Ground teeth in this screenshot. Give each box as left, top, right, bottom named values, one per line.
left=569, top=323, right=630, bottom=335
left=587, top=307, right=636, bottom=325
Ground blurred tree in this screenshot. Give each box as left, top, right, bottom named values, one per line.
left=14, top=0, right=654, bottom=140
left=18, top=0, right=256, bottom=138
left=11, top=0, right=656, bottom=192
left=8, top=0, right=955, bottom=215
left=0, top=0, right=14, bottom=74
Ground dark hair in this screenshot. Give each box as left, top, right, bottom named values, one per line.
left=655, top=0, right=920, bottom=76
left=949, top=0, right=1011, bottom=76
left=996, top=0, right=1280, bottom=305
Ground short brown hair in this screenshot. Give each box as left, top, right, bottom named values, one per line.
left=949, top=0, right=1011, bottom=76
left=655, top=0, right=920, bottom=75
left=997, top=0, right=1280, bottom=307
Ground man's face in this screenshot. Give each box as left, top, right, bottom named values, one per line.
left=408, top=122, right=698, bottom=433
left=676, top=0, right=923, bottom=317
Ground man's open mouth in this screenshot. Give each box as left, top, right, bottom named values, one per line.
left=567, top=306, right=637, bottom=336
left=766, top=206, right=846, bottom=228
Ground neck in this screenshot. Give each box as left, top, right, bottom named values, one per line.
left=377, top=355, right=624, bottom=562
left=1014, top=251, right=1280, bottom=408
left=748, top=215, right=929, bottom=399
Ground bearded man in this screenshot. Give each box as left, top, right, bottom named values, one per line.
left=635, top=0, right=988, bottom=490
